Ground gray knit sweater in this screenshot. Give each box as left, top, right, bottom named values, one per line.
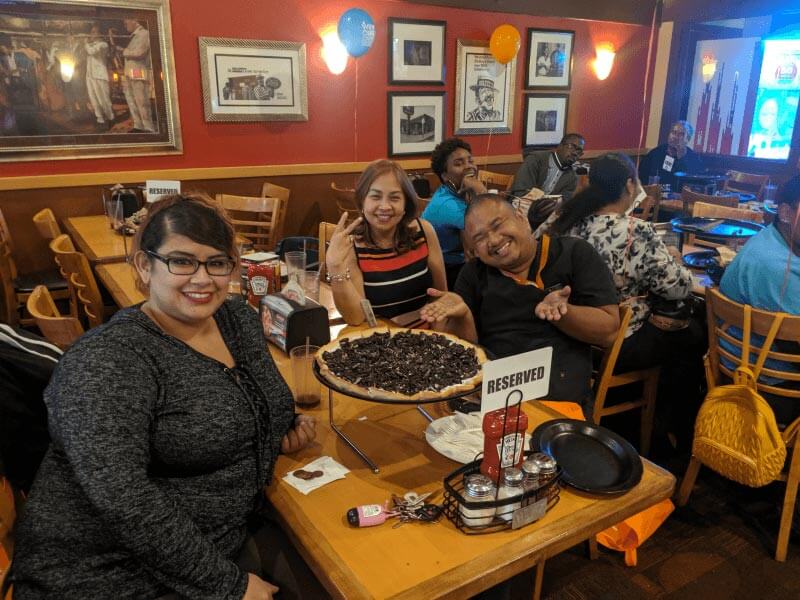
left=11, top=298, right=295, bottom=599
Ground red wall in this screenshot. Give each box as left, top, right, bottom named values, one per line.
left=4, top=0, right=654, bottom=177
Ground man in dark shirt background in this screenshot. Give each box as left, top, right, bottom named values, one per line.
left=421, top=194, right=619, bottom=416
left=638, top=120, right=704, bottom=190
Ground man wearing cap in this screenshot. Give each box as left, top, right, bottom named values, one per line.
left=510, top=133, right=585, bottom=201
left=465, top=77, right=501, bottom=122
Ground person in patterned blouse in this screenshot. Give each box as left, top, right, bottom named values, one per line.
left=550, top=153, right=706, bottom=445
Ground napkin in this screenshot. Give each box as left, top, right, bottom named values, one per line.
left=282, top=456, right=350, bottom=495
left=716, top=246, right=737, bottom=267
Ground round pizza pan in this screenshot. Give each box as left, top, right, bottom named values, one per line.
left=312, top=362, right=481, bottom=405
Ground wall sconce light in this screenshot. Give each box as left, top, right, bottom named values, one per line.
left=701, top=53, right=717, bottom=83
left=320, top=26, right=348, bottom=75
left=59, top=55, right=75, bottom=82
left=592, top=43, right=616, bottom=81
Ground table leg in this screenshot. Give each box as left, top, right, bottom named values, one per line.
left=328, top=388, right=380, bottom=474
left=531, top=560, right=545, bottom=600
left=416, top=405, right=435, bottom=422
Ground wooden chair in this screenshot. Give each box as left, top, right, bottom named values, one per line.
left=32, top=208, right=62, bottom=240
left=477, top=169, right=514, bottom=191
left=261, top=182, right=291, bottom=241
left=692, top=201, right=764, bottom=224
left=0, top=208, right=70, bottom=326
left=49, top=234, right=105, bottom=329
left=592, top=305, right=660, bottom=456
left=680, top=188, right=739, bottom=213
left=26, top=285, right=84, bottom=349
left=318, top=221, right=338, bottom=277
left=724, top=170, right=769, bottom=200
left=677, top=288, right=800, bottom=561
left=217, top=194, right=282, bottom=252
left=331, top=182, right=360, bottom=222
left=0, top=240, right=18, bottom=327
left=640, top=184, right=662, bottom=222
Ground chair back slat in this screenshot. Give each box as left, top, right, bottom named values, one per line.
left=32, top=209, right=62, bottom=240
left=724, top=170, right=769, bottom=200
left=26, top=285, right=84, bottom=349
left=49, top=234, right=104, bottom=329
left=217, top=194, right=280, bottom=252
left=706, top=287, right=800, bottom=400
left=682, top=188, right=740, bottom=209
left=692, top=201, right=763, bottom=223
left=260, top=182, right=290, bottom=240
left=477, top=169, right=514, bottom=191
left=318, top=221, right=338, bottom=275
left=0, top=240, right=18, bottom=326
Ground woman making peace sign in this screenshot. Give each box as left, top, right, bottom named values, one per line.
left=326, top=160, right=446, bottom=326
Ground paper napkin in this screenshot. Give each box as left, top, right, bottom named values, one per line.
left=282, top=455, right=350, bottom=495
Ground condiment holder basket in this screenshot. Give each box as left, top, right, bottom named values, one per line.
left=442, top=451, right=562, bottom=535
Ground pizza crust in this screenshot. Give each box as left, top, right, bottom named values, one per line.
left=314, top=326, right=485, bottom=401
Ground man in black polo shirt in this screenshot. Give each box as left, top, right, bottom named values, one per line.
left=421, top=194, right=619, bottom=416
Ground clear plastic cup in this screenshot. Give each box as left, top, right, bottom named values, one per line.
left=303, top=270, right=320, bottom=302
left=647, top=176, right=660, bottom=186
left=290, top=345, right=321, bottom=408
left=284, top=251, right=306, bottom=288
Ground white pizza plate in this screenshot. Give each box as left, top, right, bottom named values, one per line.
left=425, top=413, right=531, bottom=464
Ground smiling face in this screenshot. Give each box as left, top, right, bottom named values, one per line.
left=477, top=87, right=495, bottom=111
left=135, top=232, right=232, bottom=328
left=466, top=198, right=535, bottom=272
left=444, top=147, right=477, bottom=189
left=361, top=171, right=406, bottom=237
left=667, top=123, right=690, bottom=155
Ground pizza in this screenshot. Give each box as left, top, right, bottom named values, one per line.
left=315, top=327, right=486, bottom=401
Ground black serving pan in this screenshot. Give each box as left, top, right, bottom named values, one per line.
left=530, top=419, right=643, bottom=495
left=683, top=249, right=719, bottom=269
left=671, top=216, right=762, bottom=242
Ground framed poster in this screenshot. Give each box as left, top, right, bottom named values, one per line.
left=388, top=18, right=445, bottom=85
left=0, top=0, right=182, bottom=162
left=523, top=94, right=569, bottom=147
left=199, top=37, right=307, bottom=122
left=387, top=91, right=445, bottom=157
left=525, top=28, right=574, bottom=89
left=454, top=39, right=516, bottom=135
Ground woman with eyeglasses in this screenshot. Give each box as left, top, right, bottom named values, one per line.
left=11, top=194, right=317, bottom=600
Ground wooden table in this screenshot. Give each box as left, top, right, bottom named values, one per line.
left=64, top=215, right=132, bottom=264
left=94, top=260, right=342, bottom=323
left=265, top=383, right=676, bottom=599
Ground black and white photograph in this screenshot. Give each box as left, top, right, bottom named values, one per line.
left=199, top=37, right=307, bottom=122
left=389, top=18, right=445, bottom=85
left=387, top=91, right=444, bottom=156
left=404, top=40, right=431, bottom=66
left=525, top=28, right=574, bottom=89
left=0, top=0, right=181, bottom=162
left=454, top=39, right=516, bottom=135
left=523, top=93, right=568, bottom=147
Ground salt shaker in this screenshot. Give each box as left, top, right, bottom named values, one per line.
left=459, top=474, right=497, bottom=528
left=521, top=458, right=541, bottom=491
left=496, top=467, right=524, bottom=522
left=532, top=452, right=558, bottom=501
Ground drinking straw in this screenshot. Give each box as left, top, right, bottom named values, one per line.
left=306, top=336, right=310, bottom=357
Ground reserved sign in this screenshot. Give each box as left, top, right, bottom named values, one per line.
left=480, top=347, right=552, bottom=415
left=145, top=180, right=181, bottom=203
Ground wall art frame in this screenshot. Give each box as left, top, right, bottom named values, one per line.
left=387, top=91, right=445, bottom=157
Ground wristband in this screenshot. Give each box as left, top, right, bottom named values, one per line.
left=325, top=268, right=351, bottom=283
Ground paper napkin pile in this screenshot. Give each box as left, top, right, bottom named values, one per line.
left=282, top=455, right=350, bottom=495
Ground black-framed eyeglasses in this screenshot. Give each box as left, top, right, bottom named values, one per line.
left=564, top=142, right=584, bottom=155
left=145, top=250, right=235, bottom=276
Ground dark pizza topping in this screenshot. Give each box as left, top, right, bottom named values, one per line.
left=322, top=331, right=480, bottom=395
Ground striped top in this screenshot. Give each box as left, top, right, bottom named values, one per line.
left=355, top=220, right=433, bottom=319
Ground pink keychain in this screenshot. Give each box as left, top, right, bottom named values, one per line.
left=346, top=502, right=398, bottom=527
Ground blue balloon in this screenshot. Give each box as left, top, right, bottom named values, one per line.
left=338, top=8, right=375, bottom=58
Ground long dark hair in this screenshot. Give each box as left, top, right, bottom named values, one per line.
left=550, top=153, right=637, bottom=235
left=353, top=159, right=419, bottom=253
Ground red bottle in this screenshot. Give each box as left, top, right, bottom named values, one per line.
left=480, top=404, right=528, bottom=482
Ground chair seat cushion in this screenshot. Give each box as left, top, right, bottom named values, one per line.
left=14, top=269, right=69, bottom=293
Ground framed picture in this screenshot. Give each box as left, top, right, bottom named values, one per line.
left=0, top=0, right=181, bottom=162
left=454, top=39, right=516, bottom=135
left=199, top=37, right=307, bottom=122
left=523, top=94, right=569, bottom=147
left=525, top=28, right=574, bottom=89
left=387, top=91, right=445, bottom=157
left=388, top=18, right=445, bottom=85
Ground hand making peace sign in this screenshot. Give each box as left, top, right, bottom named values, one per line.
left=325, top=212, right=363, bottom=271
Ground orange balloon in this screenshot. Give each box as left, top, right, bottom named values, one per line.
left=489, top=24, right=521, bottom=65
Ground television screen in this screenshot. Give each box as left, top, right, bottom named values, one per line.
left=747, top=39, right=800, bottom=160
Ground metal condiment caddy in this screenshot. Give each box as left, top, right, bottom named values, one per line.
left=441, top=451, right=562, bottom=534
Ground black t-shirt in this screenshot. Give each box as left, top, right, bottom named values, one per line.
left=454, top=235, right=618, bottom=406
left=638, top=144, right=704, bottom=189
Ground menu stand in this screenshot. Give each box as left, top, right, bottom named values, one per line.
left=314, top=363, right=479, bottom=474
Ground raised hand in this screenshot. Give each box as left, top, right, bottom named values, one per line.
left=420, top=288, right=470, bottom=324
left=534, top=285, right=571, bottom=321
left=325, top=212, right=362, bottom=272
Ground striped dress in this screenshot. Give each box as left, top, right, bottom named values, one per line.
left=355, top=221, right=433, bottom=319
